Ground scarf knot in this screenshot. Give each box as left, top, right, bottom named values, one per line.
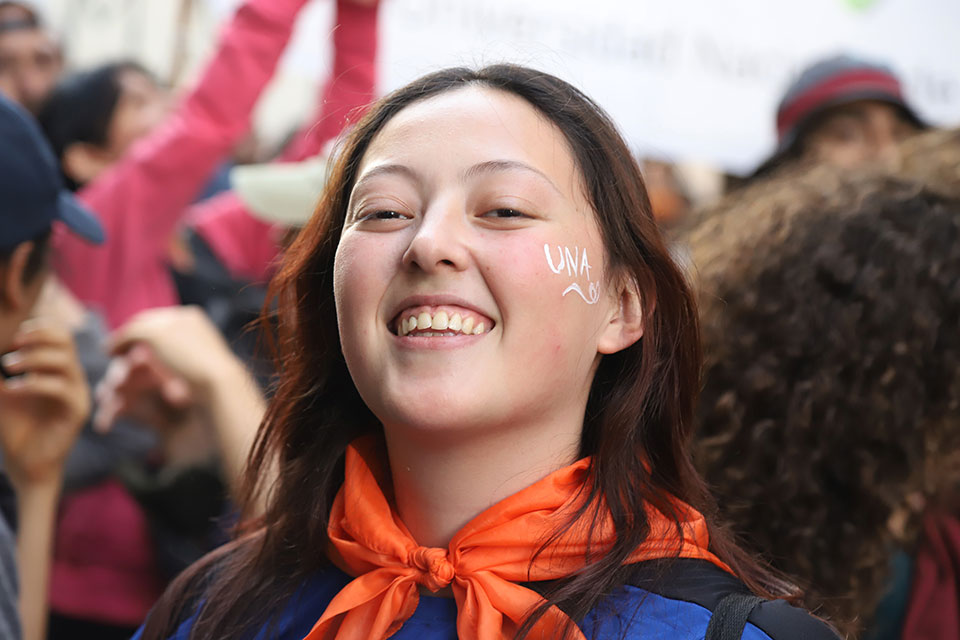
left=408, top=546, right=456, bottom=592
left=304, top=436, right=735, bottom=640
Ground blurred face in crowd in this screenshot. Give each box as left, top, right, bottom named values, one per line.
left=64, top=66, right=170, bottom=185
left=0, top=9, right=62, bottom=115
left=642, top=159, right=688, bottom=226
left=334, top=86, right=628, bottom=437
left=801, top=100, right=920, bottom=169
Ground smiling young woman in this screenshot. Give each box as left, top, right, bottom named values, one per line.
left=136, top=65, right=839, bottom=640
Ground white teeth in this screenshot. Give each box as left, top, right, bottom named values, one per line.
left=396, top=310, right=490, bottom=337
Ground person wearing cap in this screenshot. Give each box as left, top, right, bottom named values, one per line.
left=0, top=1, right=62, bottom=115
left=753, top=53, right=926, bottom=178
left=0, top=93, right=103, bottom=640
left=27, top=5, right=378, bottom=634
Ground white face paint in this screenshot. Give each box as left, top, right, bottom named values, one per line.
left=543, top=244, right=600, bottom=304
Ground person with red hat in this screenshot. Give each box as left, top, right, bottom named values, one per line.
left=754, top=53, right=926, bottom=177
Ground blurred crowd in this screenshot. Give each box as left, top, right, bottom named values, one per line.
left=0, top=0, right=956, bottom=639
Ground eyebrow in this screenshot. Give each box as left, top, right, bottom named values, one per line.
left=351, top=160, right=563, bottom=196
left=353, top=163, right=420, bottom=189
left=462, top=159, right=563, bottom=195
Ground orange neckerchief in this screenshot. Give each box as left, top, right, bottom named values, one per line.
left=304, top=437, right=732, bottom=640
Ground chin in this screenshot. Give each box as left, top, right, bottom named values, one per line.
left=376, top=387, right=506, bottom=437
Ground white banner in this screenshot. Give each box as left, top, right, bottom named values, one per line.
left=374, top=0, right=959, bottom=173
left=38, top=0, right=960, bottom=173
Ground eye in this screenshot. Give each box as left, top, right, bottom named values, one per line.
left=482, top=208, right=528, bottom=219
left=359, top=210, right=409, bottom=221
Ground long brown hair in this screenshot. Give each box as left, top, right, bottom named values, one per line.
left=142, top=64, right=793, bottom=640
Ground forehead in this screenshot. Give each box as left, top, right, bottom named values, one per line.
left=0, top=27, right=51, bottom=51
left=820, top=99, right=910, bottom=124
left=0, top=4, right=33, bottom=22
left=359, top=86, right=585, bottom=197
left=117, top=68, right=158, bottom=91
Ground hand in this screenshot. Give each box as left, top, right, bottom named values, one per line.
left=93, top=342, right=194, bottom=434
left=106, top=306, right=237, bottom=394
left=93, top=307, right=242, bottom=467
left=0, top=322, right=90, bottom=489
left=100, top=306, right=267, bottom=506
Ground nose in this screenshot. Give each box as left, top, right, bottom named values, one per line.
left=868, top=113, right=904, bottom=169
left=870, top=128, right=902, bottom=169
left=401, top=199, right=470, bottom=274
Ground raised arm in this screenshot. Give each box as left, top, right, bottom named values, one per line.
left=80, top=0, right=315, bottom=237
left=55, top=0, right=313, bottom=326
left=190, top=0, right=380, bottom=284
left=98, top=307, right=268, bottom=514
left=280, top=0, right=379, bottom=161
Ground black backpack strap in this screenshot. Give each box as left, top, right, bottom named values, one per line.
left=620, top=559, right=841, bottom=640
left=705, top=592, right=764, bottom=640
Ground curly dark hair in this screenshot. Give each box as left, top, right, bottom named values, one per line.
left=686, top=166, right=960, bottom=637
left=895, top=126, right=960, bottom=199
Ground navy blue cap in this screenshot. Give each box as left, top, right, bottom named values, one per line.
left=0, top=93, right=104, bottom=249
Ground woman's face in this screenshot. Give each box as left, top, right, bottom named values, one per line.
left=334, top=86, right=620, bottom=436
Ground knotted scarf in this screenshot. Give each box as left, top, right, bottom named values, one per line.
left=304, top=437, right=732, bottom=640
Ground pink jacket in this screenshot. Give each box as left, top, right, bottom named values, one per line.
left=49, top=0, right=315, bottom=626
left=191, top=0, right=379, bottom=284
left=56, top=0, right=312, bottom=329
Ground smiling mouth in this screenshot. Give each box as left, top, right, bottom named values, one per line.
left=390, top=305, right=495, bottom=337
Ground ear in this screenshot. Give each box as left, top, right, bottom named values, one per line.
left=0, top=242, right=35, bottom=312
left=62, top=142, right=112, bottom=186
left=597, top=275, right=645, bottom=355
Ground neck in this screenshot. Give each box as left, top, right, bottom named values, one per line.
left=384, top=420, right=582, bottom=549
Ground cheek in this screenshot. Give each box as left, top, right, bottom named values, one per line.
left=489, top=235, right=606, bottom=353
left=825, top=146, right=867, bottom=169
left=487, top=239, right=567, bottom=325
left=488, top=240, right=554, bottom=293
left=107, top=110, right=139, bottom=156
left=334, top=235, right=373, bottom=316
left=144, top=96, right=169, bottom=130
left=334, top=232, right=401, bottom=326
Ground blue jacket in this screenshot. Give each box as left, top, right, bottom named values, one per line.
left=135, top=559, right=839, bottom=640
